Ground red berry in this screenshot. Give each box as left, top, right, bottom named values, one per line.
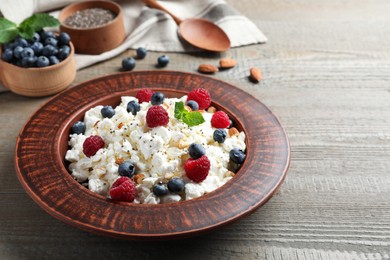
left=109, top=177, right=136, bottom=202
left=83, top=135, right=105, bottom=157
left=184, top=155, right=211, bottom=183
left=187, top=88, right=211, bottom=110
left=136, top=89, right=154, bottom=103
left=211, top=111, right=230, bottom=128
left=146, top=105, right=169, bottom=128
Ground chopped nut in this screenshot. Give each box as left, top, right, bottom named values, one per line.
left=184, top=105, right=192, bottom=111
left=178, top=140, right=190, bottom=149
left=198, top=64, right=219, bottom=74
left=249, top=67, right=262, bottom=82
left=115, top=158, right=124, bottom=165
left=164, top=172, right=174, bottom=180
left=93, top=120, right=100, bottom=127
left=224, top=171, right=235, bottom=178
left=228, top=127, right=239, bottom=137
left=163, top=102, right=170, bottom=109
left=133, top=173, right=145, bottom=184
left=219, top=58, right=237, bottom=69
left=118, top=122, right=124, bottom=129
left=207, top=106, right=217, bottom=113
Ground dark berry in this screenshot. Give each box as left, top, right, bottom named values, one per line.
left=213, top=129, right=227, bottom=143
left=45, top=37, right=58, bottom=47
left=37, top=56, right=50, bottom=67
left=146, top=105, right=169, bottom=128
left=57, top=45, right=70, bottom=60
left=1, top=49, right=13, bottom=62
left=58, top=32, right=71, bottom=46
left=40, top=31, right=54, bottom=41
left=151, top=92, right=165, bottom=105
left=122, top=57, right=136, bottom=71
left=83, top=135, right=105, bottom=157
left=118, top=161, right=136, bottom=178
left=15, top=38, right=28, bottom=48
left=21, top=47, right=34, bottom=59
left=21, top=57, right=37, bottom=67
left=71, top=121, right=86, bottom=134
left=153, top=183, right=168, bottom=196
left=13, top=46, right=24, bottom=59
left=101, top=105, right=115, bottom=118
left=42, top=45, right=58, bottom=57
left=186, top=88, right=211, bottom=110
left=31, top=32, right=40, bottom=42
left=185, top=100, right=199, bottom=111
left=136, top=47, right=147, bottom=59
left=126, top=100, right=140, bottom=115
left=188, top=143, right=206, bottom=159
left=49, top=56, right=60, bottom=65
left=167, top=178, right=185, bottom=193
left=229, top=148, right=246, bottom=164
left=157, top=55, right=169, bottom=67
left=30, top=42, right=43, bottom=55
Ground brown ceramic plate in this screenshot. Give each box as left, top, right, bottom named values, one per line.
left=15, top=71, right=290, bottom=240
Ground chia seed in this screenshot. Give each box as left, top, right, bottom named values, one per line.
left=64, top=8, right=116, bottom=28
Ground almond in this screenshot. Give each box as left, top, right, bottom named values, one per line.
left=118, top=122, right=124, bottom=129
left=198, top=64, right=219, bottom=74
left=207, top=106, right=217, bottom=113
left=228, top=127, right=239, bottom=137
left=115, top=158, right=124, bottom=165
left=249, top=67, right=262, bottom=82
left=219, top=58, right=237, bottom=69
left=133, top=173, right=145, bottom=184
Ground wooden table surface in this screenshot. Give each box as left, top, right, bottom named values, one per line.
left=1, top=0, right=390, bottom=259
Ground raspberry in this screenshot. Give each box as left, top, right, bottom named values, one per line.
left=136, top=89, right=154, bottom=103
left=109, top=177, right=136, bottom=202
left=146, top=105, right=169, bottom=128
left=184, top=155, right=211, bottom=183
left=186, top=88, right=211, bottom=110
left=211, top=111, right=230, bottom=128
left=83, top=135, right=105, bottom=157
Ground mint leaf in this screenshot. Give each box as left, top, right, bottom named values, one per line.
left=0, top=18, right=18, bottom=43
left=18, top=26, right=35, bottom=39
left=19, top=13, right=60, bottom=32
left=174, top=102, right=205, bottom=127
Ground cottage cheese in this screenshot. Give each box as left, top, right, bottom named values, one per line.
left=65, top=95, right=246, bottom=204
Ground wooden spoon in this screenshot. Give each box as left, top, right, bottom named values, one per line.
left=143, top=0, right=231, bottom=52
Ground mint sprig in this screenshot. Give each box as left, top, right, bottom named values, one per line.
left=174, top=101, right=205, bottom=127
left=0, top=14, right=60, bottom=44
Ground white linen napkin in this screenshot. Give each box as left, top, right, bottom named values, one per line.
left=0, top=0, right=267, bottom=93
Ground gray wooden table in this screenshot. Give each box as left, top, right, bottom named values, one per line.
left=1, top=0, right=390, bottom=259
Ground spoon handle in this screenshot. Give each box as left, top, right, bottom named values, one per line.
left=142, top=0, right=183, bottom=25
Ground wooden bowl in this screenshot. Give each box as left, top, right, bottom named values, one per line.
left=0, top=43, right=76, bottom=97
left=59, top=0, right=125, bottom=54
left=15, top=71, right=290, bottom=240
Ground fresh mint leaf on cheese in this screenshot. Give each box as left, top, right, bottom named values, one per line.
left=174, top=102, right=205, bottom=127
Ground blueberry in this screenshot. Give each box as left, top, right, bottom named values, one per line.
left=71, top=121, right=86, bottom=134
left=157, top=55, right=169, bottom=67
left=3, top=42, right=14, bottom=51
left=136, top=47, right=147, bottom=59
left=185, top=100, right=199, bottom=111
left=37, top=56, right=50, bottom=67
left=151, top=92, right=165, bottom=105
left=15, top=37, right=28, bottom=48
left=57, top=45, right=70, bottom=60
left=40, top=31, right=54, bottom=41
left=167, top=178, right=185, bottom=193
left=153, top=183, right=168, bottom=196
left=188, top=143, right=206, bottom=159
left=45, top=37, right=58, bottom=47
left=122, top=57, right=136, bottom=71
left=126, top=100, right=140, bottom=115
left=21, top=47, right=35, bottom=59
left=42, top=45, right=58, bottom=57
left=49, top=56, right=60, bottom=65
left=21, top=56, right=37, bottom=67
left=118, top=161, right=136, bottom=178
left=213, top=129, right=227, bottom=143
left=13, top=46, right=24, bottom=59
left=1, top=49, right=13, bottom=62
left=58, top=32, right=71, bottom=46
left=101, top=105, right=115, bottom=118
left=30, top=42, right=43, bottom=55
left=31, top=32, right=40, bottom=42
left=229, top=148, right=246, bottom=164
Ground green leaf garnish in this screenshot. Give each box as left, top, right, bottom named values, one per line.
left=174, top=101, right=205, bottom=127
left=0, top=13, right=60, bottom=43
